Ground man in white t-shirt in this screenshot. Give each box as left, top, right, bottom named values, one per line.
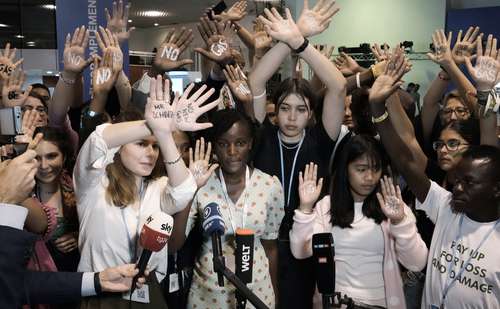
left=406, top=146, right=500, bottom=309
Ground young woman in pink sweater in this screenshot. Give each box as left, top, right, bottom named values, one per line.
left=289, top=135, right=428, bottom=309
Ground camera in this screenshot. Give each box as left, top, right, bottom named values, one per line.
left=0, top=106, right=28, bottom=160
left=0, top=106, right=23, bottom=136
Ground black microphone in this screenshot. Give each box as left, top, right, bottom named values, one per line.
left=312, top=233, right=335, bottom=308
left=202, top=202, right=226, bottom=287
left=235, top=228, right=254, bottom=309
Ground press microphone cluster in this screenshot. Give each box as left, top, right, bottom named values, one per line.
left=131, top=211, right=174, bottom=293
left=312, top=233, right=336, bottom=309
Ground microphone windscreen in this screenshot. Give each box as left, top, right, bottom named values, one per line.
left=202, top=202, right=225, bottom=235
left=312, top=232, right=335, bottom=295
left=139, top=211, right=173, bottom=252
left=235, top=228, right=254, bottom=284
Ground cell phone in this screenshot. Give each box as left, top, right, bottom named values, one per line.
left=0, top=106, right=22, bottom=136
left=208, top=0, right=227, bottom=20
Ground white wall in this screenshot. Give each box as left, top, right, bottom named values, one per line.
left=289, top=0, right=447, bottom=98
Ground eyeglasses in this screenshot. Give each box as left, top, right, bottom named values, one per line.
left=432, top=139, right=469, bottom=151
left=441, top=107, right=469, bottom=117
left=21, top=105, right=47, bottom=113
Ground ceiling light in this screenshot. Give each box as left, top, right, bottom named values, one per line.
left=46, top=71, right=53, bottom=74
left=154, top=23, right=159, bottom=26
left=15, top=34, right=24, bottom=39
left=136, top=10, right=168, bottom=18
left=26, top=41, right=36, bottom=46
left=128, top=19, right=132, bottom=23
left=0, top=23, right=9, bottom=28
left=41, top=4, right=56, bottom=10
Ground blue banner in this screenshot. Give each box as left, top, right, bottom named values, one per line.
left=56, top=0, right=129, bottom=102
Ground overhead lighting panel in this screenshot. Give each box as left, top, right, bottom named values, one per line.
left=136, top=10, right=168, bottom=18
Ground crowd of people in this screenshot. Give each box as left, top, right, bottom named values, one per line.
left=0, top=0, right=499, bottom=308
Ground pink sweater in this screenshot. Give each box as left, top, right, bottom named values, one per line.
left=289, top=196, right=428, bottom=309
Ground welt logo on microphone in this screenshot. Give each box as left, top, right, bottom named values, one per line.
left=241, top=244, right=252, bottom=272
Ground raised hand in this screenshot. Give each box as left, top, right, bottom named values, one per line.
left=92, top=51, right=120, bottom=95
left=195, top=17, right=233, bottom=65
left=376, top=176, right=406, bottom=225
left=145, top=76, right=219, bottom=134
left=464, top=34, right=500, bottom=91
left=297, top=0, right=339, bottom=38
left=369, top=47, right=410, bottom=104
left=298, top=163, right=323, bottom=213
left=253, top=28, right=273, bottom=55
left=15, top=110, right=39, bottom=144
left=427, top=29, right=454, bottom=67
left=213, top=0, right=247, bottom=23
left=0, top=149, right=38, bottom=204
left=63, top=26, right=93, bottom=76
left=0, top=43, right=24, bottom=81
left=452, top=26, right=481, bottom=65
left=370, top=43, right=390, bottom=62
left=96, top=26, right=123, bottom=72
left=223, top=64, right=252, bottom=104
left=1, top=69, right=31, bottom=107
left=334, top=52, right=362, bottom=76
left=105, top=0, right=135, bottom=43
left=259, top=8, right=304, bottom=49
left=154, top=27, right=194, bottom=72
left=189, top=137, right=219, bottom=188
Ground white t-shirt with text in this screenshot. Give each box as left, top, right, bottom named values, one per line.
left=416, top=181, right=500, bottom=309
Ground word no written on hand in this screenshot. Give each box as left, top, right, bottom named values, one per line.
left=210, top=39, right=228, bottom=57
left=96, top=68, right=112, bottom=85
left=160, top=46, right=180, bottom=61
left=68, top=53, right=82, bottom=66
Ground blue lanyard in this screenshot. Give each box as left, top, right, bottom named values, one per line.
left=440, top=215, right=499, bottom=306
left=277, top=130, right=305, bottom=207
left=120, top=180, right=146, bottom=262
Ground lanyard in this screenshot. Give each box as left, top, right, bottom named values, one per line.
left=440, top=215, right=499, bottom=306
left=277, top=130, right=305, bottom=207
left=120, top=180, right=146, bottom=262
left=219, top=166, right=250, bottom=234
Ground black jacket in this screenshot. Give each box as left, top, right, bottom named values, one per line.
left=0, top=225, right=83, bottom=308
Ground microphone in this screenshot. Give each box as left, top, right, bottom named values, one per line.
left=131, top=211, right=173, bottom=293
left=235, top=228, right=254, bottom=309
left=312, top=233, right=335, bottom=308
left=202, top=202, right=226, bottom=287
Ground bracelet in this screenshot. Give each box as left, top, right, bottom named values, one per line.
left=355, top=72, right=361, bottom=89
left=94, top=272, right=102, bottom=294
left=477, top=90, right=491, bottom=106
left=59, top=72, right=76, bottom=85
left=292, top=38, right=309, bottom=54
left=298, top=208, right=313, bottom=215
left=253, top=90, right=266, bottom=100
left=371, top=110, right=389, bottom=124
left=164, top=155, right=182, bottom=165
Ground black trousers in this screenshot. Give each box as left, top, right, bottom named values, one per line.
left=278, top=238, right=315, bottom=309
